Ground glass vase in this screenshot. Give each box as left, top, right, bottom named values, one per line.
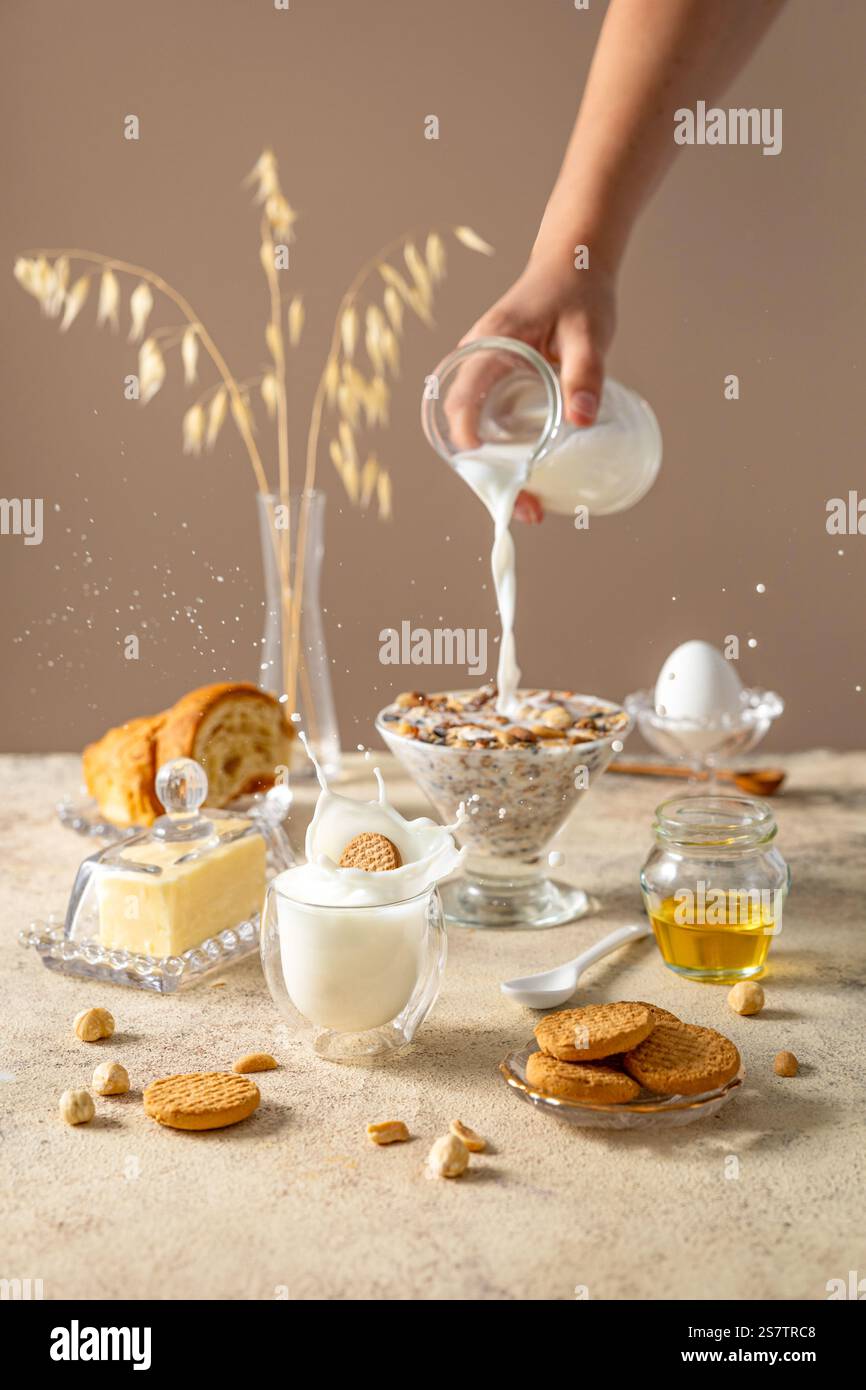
left=256, top=490, right=340, bottom=779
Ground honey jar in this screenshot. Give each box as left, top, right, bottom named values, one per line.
left=640, top=795, right=790, bottom=983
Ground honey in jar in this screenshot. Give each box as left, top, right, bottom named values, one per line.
left=640, top=796, right=790, bottom=983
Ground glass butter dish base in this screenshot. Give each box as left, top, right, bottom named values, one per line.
left=500, top=1041, right=744, bottom=1130
left=24, top=758, right=295, bottom=992
left=20, top=911, right=261, bottom=993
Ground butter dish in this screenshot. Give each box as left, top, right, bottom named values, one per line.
left=21, top=758, right=294, bottom=992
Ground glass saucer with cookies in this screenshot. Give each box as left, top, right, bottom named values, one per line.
left=501, top=1000, right=744, bottom=1129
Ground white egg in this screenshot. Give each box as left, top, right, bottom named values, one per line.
left=654, top=640, right=743, bottom=723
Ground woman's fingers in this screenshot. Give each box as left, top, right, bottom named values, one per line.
left=441, top=344, right=519, bottom=452
left=513, top=489, right=544, bottom=524
left=558, top=328, right=605, bottom=426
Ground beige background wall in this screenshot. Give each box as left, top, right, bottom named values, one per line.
left=1, top=0, right=864, bottom=754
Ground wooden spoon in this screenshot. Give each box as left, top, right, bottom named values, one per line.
left=608, top=760, right=786, bottom=797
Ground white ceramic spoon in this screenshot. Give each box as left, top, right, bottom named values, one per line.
left=500, top=921, right=652, bottom=1008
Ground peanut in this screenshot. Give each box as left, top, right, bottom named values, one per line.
left=449, top=1119, right=486, bottom=1153
left=233, top=1052, right=278, bottom=1074
left=366, top=1120, right=410, bottom=1146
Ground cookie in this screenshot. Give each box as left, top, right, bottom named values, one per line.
left=339, top=832, right=402, bottom=872
left=526, top=1051, right=640, bottom=1104
left=625, top=1000, right=682, bottom=1026
left=143, top=1072, right=260, bottom=1131
left=534, top=1002, right=653, bottom=1062
left=622, top=1022, right=741, bottom=1097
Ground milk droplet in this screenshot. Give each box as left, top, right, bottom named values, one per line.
left=747, top=638, right=757, bottom=649
left=756, top=583, right=766, bottom=593
left=612, top=739, right=623, bottom=753
left=548, top=851, right=564, bottom=868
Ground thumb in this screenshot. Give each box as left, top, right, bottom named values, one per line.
left=558, top=331, right=604, bottom=427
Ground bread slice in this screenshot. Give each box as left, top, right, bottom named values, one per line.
left=83, top=714, right=166, bottom=827
left=157, top=682, right=292, bottom=808
left=83, top=683, right=293, bottom=828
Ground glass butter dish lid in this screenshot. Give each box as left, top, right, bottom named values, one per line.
left=21, top=758, right=295, bottom=992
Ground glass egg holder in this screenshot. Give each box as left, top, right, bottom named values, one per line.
left=21, top=758, right=295, bottom=992
left=624, top=686, right=784, bottom=790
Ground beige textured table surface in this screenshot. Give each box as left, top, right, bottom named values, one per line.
left=2, top=751, right=864, bottom=1302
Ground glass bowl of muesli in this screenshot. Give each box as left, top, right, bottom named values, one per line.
left=376, top=686, right=631, bottom=929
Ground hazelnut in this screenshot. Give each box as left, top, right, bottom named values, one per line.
left=427, top=1133, right=469, bottom=1179
left=774, top=1050, right=799, bottom=1077
left=73, top=1006, right=115, bottom=1042
left=727, top=981, right=765, bottom=1016
left=541, top=706, right=572, bottom=731
left=59, top=1089, right=95, bottom=1126
left=92, top=1061, right=129, bottom=1096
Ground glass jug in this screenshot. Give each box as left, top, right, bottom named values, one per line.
left=420, top=335, right=661, bottom=516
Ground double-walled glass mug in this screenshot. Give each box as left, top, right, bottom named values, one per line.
left=421, top=335, right=662, bottom=517
left=640, top=795, right=790, bottom=984
left=260, top=877, right=447, bottom=1061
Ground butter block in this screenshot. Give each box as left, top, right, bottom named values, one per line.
left=97, top=821, right=267, bottom=957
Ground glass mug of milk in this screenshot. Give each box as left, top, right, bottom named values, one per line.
left=261, top=880, right=447, bottom=1062
left=421, top=335, right=661, bottom=516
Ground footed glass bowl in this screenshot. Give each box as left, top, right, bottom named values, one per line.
left=624, top=687, right=783, bottom=788
left=377, top=693, right=631, bottom=929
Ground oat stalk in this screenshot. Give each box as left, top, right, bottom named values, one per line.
left=14, top=153, right=494, bottom=724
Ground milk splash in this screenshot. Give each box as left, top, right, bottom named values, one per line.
left=271, top=736, right=465, bottom=1034
left=275, top=732, right=465, bottom=908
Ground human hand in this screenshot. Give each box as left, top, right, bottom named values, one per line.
left=459, top=256, right=617, bottom=522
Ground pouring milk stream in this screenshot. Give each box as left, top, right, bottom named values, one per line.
left=421, top=337, right=662, bottom=713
